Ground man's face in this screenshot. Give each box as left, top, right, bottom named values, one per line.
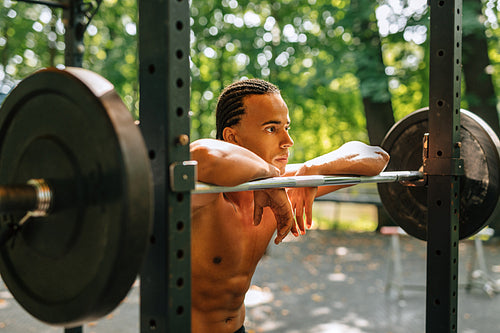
left=228, top=93, right=294, bottom=174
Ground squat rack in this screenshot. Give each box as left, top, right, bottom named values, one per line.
left=137, top=0, right=463, bottom=332
left=9, top=0, right=463, bottom=332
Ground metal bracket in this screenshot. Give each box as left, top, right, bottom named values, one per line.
left=169, top=161, right=197, bottom=192
left=422, top=133, right=464, bottom=176
left=424, top=158, right=464, bottom=176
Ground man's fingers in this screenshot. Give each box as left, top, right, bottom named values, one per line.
left=291, top=206, right=299, bottom=237
left=295, top=203, right=306, bottom=235
left=253, top=203, right=264, bottom=226
left=305, top=195, right=315, bottom=229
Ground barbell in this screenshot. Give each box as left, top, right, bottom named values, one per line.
left=0, top=68, right=498, bottom=327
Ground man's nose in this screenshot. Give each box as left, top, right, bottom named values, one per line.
left=281, top=131, right=294, bottom=148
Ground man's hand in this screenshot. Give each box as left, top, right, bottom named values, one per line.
left=253, top=189, right=294, bottom=244
left=287, top=186, right=318, bottom=235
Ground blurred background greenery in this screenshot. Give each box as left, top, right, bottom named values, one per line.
left=1, top=0, right=499, bottom=163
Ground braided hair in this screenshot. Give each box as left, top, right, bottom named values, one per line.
left=216, top=78, right=280, bottom=140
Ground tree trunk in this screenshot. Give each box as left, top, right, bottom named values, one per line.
left=462, top=0, right=500, bottom=235
left=350, top=0, right=396, bottom=229
left=349, top=0, right=395, bottom=146
left=462, top=0, right=500, bottom=135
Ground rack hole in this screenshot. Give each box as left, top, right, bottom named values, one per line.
left=177, top=249, right=184, bottom=259
left=177, top=221, right=184, bottom=231
left=177, top=193, right=184, bottom=202
left=177, top=107, right=184, bottom=117
left=148, top=64, right=155, bottom=74
left=176, top=278, right=184, bottom=287
left=149, top=150, right=156, bottom=160
left=176, top=21, right=183, bottom=30
left=176, top=49, right=183, bottom=59
left=150, top=319, right=157, bottom=330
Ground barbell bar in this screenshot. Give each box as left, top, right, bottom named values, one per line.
left=193, top=171, right=424, bottom=194
left=0, top=170, right=423, bottom=246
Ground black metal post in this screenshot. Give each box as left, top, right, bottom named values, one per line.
left=138, top=0, right=191, bottom=332
left=426, top=0, right=463, bottom=332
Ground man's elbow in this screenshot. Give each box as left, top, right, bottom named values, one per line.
left=365, top=151, right=390, bottom=176
left=190, top=140, right=220, bottom=182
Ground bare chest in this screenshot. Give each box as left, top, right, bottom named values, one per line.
left=191, top=195, right=277, bottom=276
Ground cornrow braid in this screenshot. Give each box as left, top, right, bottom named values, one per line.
left=216, top=78, right=280, bottom=140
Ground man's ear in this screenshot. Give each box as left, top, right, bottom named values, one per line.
left=223, top=127, right=238, bottom=144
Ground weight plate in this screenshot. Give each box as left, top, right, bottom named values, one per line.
left=378, top=107, right=500, bottom=241
left=0, top=68, right=153, bottom=326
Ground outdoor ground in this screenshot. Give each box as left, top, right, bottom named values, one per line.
left=1, top=201, right=500, bottom=332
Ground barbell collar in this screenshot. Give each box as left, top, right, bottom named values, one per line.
left=193, top=171, right=424, bottom=194
left=26, top=179, right=52, bottom=217
left=0, top=179, right=52, bottom=216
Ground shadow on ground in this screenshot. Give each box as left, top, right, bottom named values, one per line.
left=1, top=230, right=500, bottom=332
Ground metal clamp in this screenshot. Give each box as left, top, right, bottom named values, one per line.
left=18, top=179, right=52, bottom=226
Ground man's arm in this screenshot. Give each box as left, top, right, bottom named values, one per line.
left=286, top=141, right=389, bottom=196
left=191, top=139, right=295, bottom=242
left=286, top=141, right=389, bottom=233
left=191, top=139, right=280, bottom=186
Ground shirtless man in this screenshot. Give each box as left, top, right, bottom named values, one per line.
left=190, top=79, right=389, bottom=333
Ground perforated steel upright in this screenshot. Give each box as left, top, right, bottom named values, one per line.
left=426, top=1, right=463, bottom=332
left=138, top=0, right=191, bottom=332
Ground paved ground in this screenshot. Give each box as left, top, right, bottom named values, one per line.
left=2, top=230, right=500, bottom=332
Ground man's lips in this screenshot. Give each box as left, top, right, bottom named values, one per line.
left=274, top=155, right=289, bottom=163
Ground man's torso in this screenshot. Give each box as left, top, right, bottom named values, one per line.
left=191, top=191, right=276, bottom=333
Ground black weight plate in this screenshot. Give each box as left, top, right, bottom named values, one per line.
left=0, top=68, right=153, bottom=326
left=378, top=107, right=500, bottom=241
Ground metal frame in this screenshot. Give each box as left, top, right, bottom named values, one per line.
left=426, top=0, right=463, bottom=332
left=9, top=0, right=465, bottom=332
left=138, top=0, right=191, bottom=332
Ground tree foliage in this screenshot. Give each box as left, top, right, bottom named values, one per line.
left=1, top=0, right=500, bottom=163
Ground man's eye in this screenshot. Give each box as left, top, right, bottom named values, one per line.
left=265, top=127, right=275, bottom=133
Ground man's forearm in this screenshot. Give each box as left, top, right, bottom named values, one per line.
left=190, top=139, right=280, bottom=186
left=298, top=141, right=389, bottom=177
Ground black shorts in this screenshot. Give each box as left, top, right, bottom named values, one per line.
left=234, top=325, right=246, bottom=333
